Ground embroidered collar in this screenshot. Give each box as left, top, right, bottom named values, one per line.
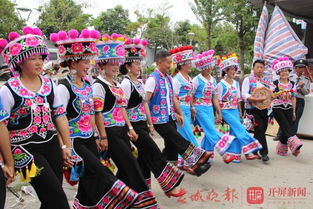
left=178, top=72, right=192, bottom=83
left=155, top=69, right=169, bottom=78
left=221, top=79, right=237, bottom=89
left=8, top=75, right=52, bottom=98
left=98, top=75, right=121, bottom=87
left=199, top=74, right=214, bottom=84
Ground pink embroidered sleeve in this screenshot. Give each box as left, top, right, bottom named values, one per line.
left=93, top=97, right=104, bottom=112
left=53, top=105, right=66, bottom=118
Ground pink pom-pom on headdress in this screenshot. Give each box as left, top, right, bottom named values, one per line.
left=68, top=29, right=79, bottom=39
left=90, top=30, right=100, bottom=39
left=111, top=33, right=118, bottom=40
left=271, top=60, right=279, bottom=69
left=208, top=49, right=215, bottom=55
left=58, top=31, right=68, bottom=41
left=50, top=33, right=59, bottom=43
left=0, top=39, right=8, bottom=53
left=22, top=26, right=34, bottom=35
left=8, top=32, right=20, bottom=41
left=125, top=38, right=132, bottom=45
left=141, top=39, right=148, bottom=47
left=80, top=29, right=90, bottom=38
left=33, top=28, right=43, bottom=36
left=133, top=38, right=140, bottom=45
left=279, top=56, right=290, bottom=61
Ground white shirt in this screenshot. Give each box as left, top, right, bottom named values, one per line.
left=217, top=79, right=241, bottom=101
left=56, top=84, right=70, bottom=109
left=145, top=70, right=171, bottom=113
left=0, top=76, right=63, bottom=114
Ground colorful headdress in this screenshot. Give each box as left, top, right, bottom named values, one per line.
left=50, top=29, right=100, bottom=62
left=95, top=33, right=126, bottom=64
left=124, top=38, right=148, bottom=62
left=194, top=49, right=216, bottom=71
left=0, top=26, right=49, bottom=75
left=271, top=56, right=293, bottom=74
left=219, top=53, right=239, bottom=71
left=169, top=45, right=193, bottom=66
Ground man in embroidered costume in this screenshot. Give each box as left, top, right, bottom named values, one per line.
left=145, top=50, right=212, bottom=176
left=242, top=59, right=275, bottom=162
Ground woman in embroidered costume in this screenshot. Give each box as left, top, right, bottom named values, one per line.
left=145, top=50, right=212, bottom=176
left=93, top=33, right=160, bottom=209
left=0, top=97, right=14, bottom=208
left=0, top=27, right=72, bottom=208
left=271, top=57, right=303, bottom=157
left=192, top=50, right=236, bottom=163
left=51, top=29, right=139, bottom=209
left=120, top=38, right=185, bottom=198
left=216, top=54, right=262, bottom=162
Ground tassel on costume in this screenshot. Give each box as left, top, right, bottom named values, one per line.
left=29, top=160, right=37, bottom=178
left=20, top=169, right=26, bottom=182
left=25, top=166, right=31, bottom=182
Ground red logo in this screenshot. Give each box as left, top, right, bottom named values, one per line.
left=247, top=187, right=264, bottom=204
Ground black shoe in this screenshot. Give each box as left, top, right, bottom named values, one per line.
left=194, top=162, right=211, bottom=177
left=261, top=155, right=270, bottom=162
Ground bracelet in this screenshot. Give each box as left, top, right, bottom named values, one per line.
left=99, top=136, right=108, bottom=140
left=128, top=126, right=134, bottom=130
left=0, top=161, right=4, bottom=168
left=191, top=106, right=196, bottom=110
left=61, top=145, right=72, bottom=150
left=147, top=124, right=153, bottom=128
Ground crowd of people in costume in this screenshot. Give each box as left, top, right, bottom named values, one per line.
left=0, top=26, right=310, bottom=209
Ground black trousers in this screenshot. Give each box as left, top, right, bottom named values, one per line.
left=0, top=168, right=5, bottom=209
left=247, top=109, right=269, bottom=156
left=154, top=119, right=190, bottom=161
left=106, top=126, right=149, bottom=193
left=276, top=98, right=304, bottom=138
left=25, top=136, right=70, bottom=209
left=73, top=136, right=118, bottom=206
left=273, top=108, right=295, bottom=144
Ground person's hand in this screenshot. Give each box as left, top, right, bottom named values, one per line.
left=175, top=113, right=184, bottom=127
left=62, top=148, right=74, bottom=167
left=191, top=108, right=197, bottom=120
left=99, top=139, right=108, bottom=152
left=258, top=95, right=267, bottom=102
left=128, top=129, right=138, bottom=142
left=292, top=112, right=296, bottom=121
left=216, top=112, right=223, bottom=123
left=2, top=165, right=15, bottom=186
left=148, top=125, right=155, bottom=136
left=298, top=82, right=304, bottom=87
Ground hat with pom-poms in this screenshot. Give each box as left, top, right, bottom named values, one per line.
left=219, top=53, right=239, bottom=72
left=271, top=56, right=293, bottom=74
left=124, top=38, right=148, bottom=62
left=0, top=26, right=49, bottom=75
left=169, top=45, right=193, bottom=66
left=49, top=29, right=100, bottom=62
left=193, top=49, right=216, bottom=71
left=95, top=33, right=126, bottom=64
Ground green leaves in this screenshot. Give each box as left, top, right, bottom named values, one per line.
left=36, top=0, right=91, bottom=37
left=0, top=0, right=25, bottom=38
left=92, top=5, right=131, bottom=35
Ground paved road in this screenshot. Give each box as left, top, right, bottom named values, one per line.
left=5, top=136, right=313, bottom=209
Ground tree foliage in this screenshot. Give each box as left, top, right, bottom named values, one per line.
left=92, top=5, right=131, bottom=35
left=36, top=0, right=91, bottom=37
left=0, top=0, right=24, bottom=38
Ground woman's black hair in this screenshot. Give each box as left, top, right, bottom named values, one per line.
left=59, top=59, right=82, bottom=68
left=222, top=70, right=226, bottom=77
left=119, top=62, right=132, bottom=75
